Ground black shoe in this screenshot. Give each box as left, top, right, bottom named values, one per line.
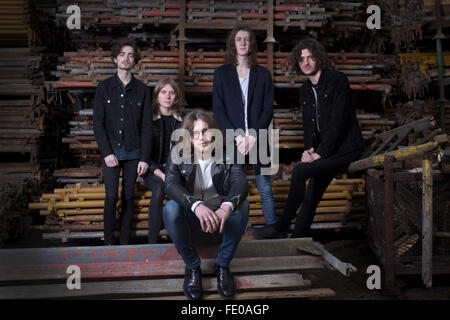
left=104, top=238, right=116, bottom=246
left=246, top=224, right=286, bottom=239
left=215, top=264, right=235, bottom=299
left=183, top=266, right=203, bottom=300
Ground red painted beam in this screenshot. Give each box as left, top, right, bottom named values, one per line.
left=0, top=255, right=324, bottom=281
left=142, top=9, right=180, bottom=17
left=55, top=82, right=95, bottom=88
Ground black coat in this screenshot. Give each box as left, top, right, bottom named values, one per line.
left=213, top=64, right=273, bottom=132
left=93, top=75, right=152, bottom=163
left=165, top=154, right=248, bottom=213
left=149, top=113, right=183, bottom=173
left=300, top=69, right=364, bottom=158
left=212, top=64, right=274, bottom=174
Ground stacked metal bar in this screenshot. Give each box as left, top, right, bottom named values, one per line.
left=54, top=0, right=363, bottom=31
left=247, top=178, right=366, bottom=232
left=422, top=0, right=450, bottom=29
left=29, top=182, right=156, bottom=234
left=53, top=49, right=180, bottom=89
left=0, top=47, right=49, bottom=246
left=28, top=176, right=365, bottom=239
left=52, top=49, right=396, bottom=93
left=185, top=50, right=269, bottom=92
left=274, top=108, right=396, bottom=149
left=0, top=0, right=40, bottom=47
left=0, top=48, right=46, bottom=184
left=59, top=107, right=102, bottom=184
left=55, top=0, right=180, bottom=29
left=273, top=51, right=396, bottom=91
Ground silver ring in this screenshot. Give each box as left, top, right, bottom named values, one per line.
left=204, top=219, right=209, bottom=223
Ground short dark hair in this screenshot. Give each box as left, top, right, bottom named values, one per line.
left=224, top=24, right=258, bottom=68
left=111, top=40, right=141, bottom=65
left=290, top=38, right=329, bottom=75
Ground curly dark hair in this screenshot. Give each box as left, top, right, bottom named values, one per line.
left=111, top=40, right=141, bottom=66
left=290, top=38, right=329, bottom=75
left=224, top=24, right=258, bottom=68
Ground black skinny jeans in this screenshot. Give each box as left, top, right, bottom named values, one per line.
left=102, top=159, right=139, bottom=245
left=275, top=150, right=362, bottom=237
left=143, top=172, right=166, bottom=244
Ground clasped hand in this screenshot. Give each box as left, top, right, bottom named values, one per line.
left=301, top=148, right=321, bottom=163
left=235, top=135, right=256, bottom=155
left=104, top=154, right=149, bottom=175
left=194, top=203, right=232, bottom=234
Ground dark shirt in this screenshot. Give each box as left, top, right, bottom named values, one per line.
left=112, top=74, right=141, bottom=160
left=161, top=115, right=173, bottom=167
left=148, top=113, right=183, bottom=173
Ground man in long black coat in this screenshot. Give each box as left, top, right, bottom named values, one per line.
left=250, top=38, right=365, bottom=239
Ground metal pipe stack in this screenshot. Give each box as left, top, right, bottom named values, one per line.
left=29, top=182, right=156, bottom=233
left=246, top=178, right=366, bottom=232
left=53, top=49, right=180, bottom=89
left=0, top=0, right=40, bottom=47
left=274, top=108, right=396, bottom=149
left=28, top=176, right=365, bottom=239
left=0, top=48, right=46, bottom=185
left=54, top=0, right=363, bottom=32
left=273, top=51, right=396, bottom=92
left=50, top=49, right=396, bottom=93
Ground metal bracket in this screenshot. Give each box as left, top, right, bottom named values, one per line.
left=296, top=241, right=357, bottom=277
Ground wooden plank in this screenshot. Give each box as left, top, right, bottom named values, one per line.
left=0, top=273, right=310, bottom=299
left=0, top=255, right=325, bottom=281
left=422, top=154, right=433, bottom=288
left=139, top=288, right=336, bottom=300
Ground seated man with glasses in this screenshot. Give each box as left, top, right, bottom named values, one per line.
left=163, top=109, right=249, bottom=300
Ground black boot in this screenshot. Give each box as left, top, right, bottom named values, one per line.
left=246, top=224, right=286, bottom=239
left=183, top=266, right=203, bottom=300
left=215, top=264, right=235, bottom=299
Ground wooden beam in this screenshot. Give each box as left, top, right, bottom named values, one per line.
left=0, top=273, right=310, bottom=299
left=422, top=153, right=433, bottom=288
left=138, top=288, right=336, bottom=300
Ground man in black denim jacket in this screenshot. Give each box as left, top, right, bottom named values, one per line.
left=93, top=41, right=152, bottom=245
left=249, top=38, right=364, bottom=239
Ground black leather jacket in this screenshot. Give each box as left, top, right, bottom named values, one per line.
left=93, top=75, right=152, bottom=163
left=300, top=69, right=364, bottom=158
left=165, top=153, right=248, bottom=213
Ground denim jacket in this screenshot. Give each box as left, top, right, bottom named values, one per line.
left=93, top=75, right=152, bottom=163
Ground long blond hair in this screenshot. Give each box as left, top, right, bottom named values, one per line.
left=152, top=78, right=184, bottom=116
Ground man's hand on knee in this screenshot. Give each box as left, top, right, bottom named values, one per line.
left=194, top=203, right=220, bottom=233
left=215, top=204, right=232, bottom=233
left=301, top=148, right=314, bottom=163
